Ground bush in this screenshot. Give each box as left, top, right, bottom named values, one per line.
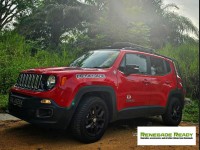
left=158, top=43, right=199, bottom=99
left=183, top=100, right=199, bottom=123
left=0, top=32, right=77, bottom=94
left=0, top=95, right=8, bottom=112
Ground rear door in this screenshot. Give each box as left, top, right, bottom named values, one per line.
left=148, top=56, right=175, bottom=106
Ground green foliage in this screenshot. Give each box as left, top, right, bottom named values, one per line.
left=16, top=0, right=87, bottom=48
left=1, top=0, right=198, bottom=50
left=183, top=100, right=199, bottom=123
left=81, top=0, right=199, bottom=49
left=0, top=0, right=35, bottom=30
left=0, top=32, right=76, bottom=94
left=133, top=0, right=199, bottom=48
left=0, top=95, right=8, bottom=112
left=76, top=0, right=151, bottom=50
left=158, top=42, right=199, bottom=99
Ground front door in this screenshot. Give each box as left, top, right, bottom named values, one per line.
left=117, top=53, right=152, bottom=111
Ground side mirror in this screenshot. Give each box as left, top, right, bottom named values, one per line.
left=125, top=64, right=139, bottom=75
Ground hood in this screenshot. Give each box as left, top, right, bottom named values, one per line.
left=22, top=67, right=107, bottom=74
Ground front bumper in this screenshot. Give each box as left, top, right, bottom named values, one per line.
left=8, top=92, right=74, bottom=129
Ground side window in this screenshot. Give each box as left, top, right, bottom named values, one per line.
left=119, top=53, right=148, bottom=74
left=165, top=60, right=171, bottom=73
left=150, top=57, right=166, bottom=75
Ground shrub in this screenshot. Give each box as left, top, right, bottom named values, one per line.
left=158, top=43, right=199, bottom=99
left=183, top=100, right=199, bottom=123
left=0, top=95, right=8, bottom=112
left=0, top=32, right=76, bottom=94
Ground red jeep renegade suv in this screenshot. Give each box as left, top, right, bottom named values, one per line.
left=8, top=43, right=185, bottom=143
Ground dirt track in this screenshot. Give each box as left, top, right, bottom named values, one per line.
left=0, top=117, right=199, bottom=150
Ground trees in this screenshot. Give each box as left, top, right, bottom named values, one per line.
left=137, top=0, right=199, bottom=48
left=162, top=12, right=199, bottom=45
left=0, top=0, right=35, bottom=31
left=76, top=0, right=151, bottom=50
left=10, top=0, right=198, bottom=50
left=16, top=0, right=92, bottom=48
left=74, top=0, right=199, bottom=49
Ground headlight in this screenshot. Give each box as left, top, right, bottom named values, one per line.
left=46, top=75, right=56, bottom=89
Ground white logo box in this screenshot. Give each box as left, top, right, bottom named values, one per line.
left=137, top=127, right=196, bottom=145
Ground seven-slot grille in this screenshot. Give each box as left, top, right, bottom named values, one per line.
left=16, top=73, right=43, bottom=90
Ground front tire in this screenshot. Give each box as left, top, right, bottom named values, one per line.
left=162, top=97, right=183, bottom=126
left=70, top=96, right=109, bottom=143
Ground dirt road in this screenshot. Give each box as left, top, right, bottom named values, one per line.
left=0, top=117, right=199, bottom=150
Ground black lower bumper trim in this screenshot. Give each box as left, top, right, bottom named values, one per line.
left=8, top=92, right=74, bottom=129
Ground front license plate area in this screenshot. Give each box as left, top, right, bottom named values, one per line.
left=10, top=97, right=24, bottom=108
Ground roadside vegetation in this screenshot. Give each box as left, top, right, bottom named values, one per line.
left=158, top=43, right=199, bottom=99
left=0, top=32, right=76, bottom=95
left=183, top=100, right=199, bottom=123
left=0, top=0, right=199, bottom=123
left=0, top=95, right=8, bottom=112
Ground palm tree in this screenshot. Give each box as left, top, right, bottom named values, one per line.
left=140, top=0, right=199, bottom=48
left=82, top=0, right=198, bottom=49
left=162, top=11, right=199, bottom=44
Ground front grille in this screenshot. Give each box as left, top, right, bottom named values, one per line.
left=16, top=73, right=44, bottom=91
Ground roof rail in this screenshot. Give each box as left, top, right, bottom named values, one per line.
left=106, top=42, right=156, bottom=53
left=105, top=42, right=173, bottom=61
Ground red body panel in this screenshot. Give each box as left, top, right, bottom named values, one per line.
left=10, top=50, right=184, bottom=111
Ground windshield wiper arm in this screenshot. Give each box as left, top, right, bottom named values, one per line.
left=93, top=66, right=109, bottom=68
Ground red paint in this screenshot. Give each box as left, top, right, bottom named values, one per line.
left=10, top=49, right=184, bottom=111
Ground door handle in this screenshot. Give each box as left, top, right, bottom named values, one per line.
left=143, top=79, right=150, bottom=85
left=165, top=80, right=172, bottom=84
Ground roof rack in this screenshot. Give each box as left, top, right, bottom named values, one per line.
left=106, top=42, right=156, bottom=53
left=105, top=42, right=173, bottom=61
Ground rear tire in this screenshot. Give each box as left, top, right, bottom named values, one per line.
left=70, top=96, right=109, bottom=143
left=162, top=97, right=183, bottom=126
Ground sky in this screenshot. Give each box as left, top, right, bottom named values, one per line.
left=163, top=0, right=199, bottom=29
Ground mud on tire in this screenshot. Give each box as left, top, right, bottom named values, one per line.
left=70, top=96, right=109, bottom=143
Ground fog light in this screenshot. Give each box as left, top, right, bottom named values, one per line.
left=36, top=108, right=53, bottom=118
left=40, top=99, right=51, bottom=104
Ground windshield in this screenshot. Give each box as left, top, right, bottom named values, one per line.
left=70, top=50, right=120, bottom=68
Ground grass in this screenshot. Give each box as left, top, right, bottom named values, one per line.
left=0, top=94, right=8, bottom=112
left=182, top=100, right=199, bottom=123
left=0, top=94, right=199, bottom=123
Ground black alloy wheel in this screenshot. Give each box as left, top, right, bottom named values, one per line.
left=71, top=96, right=109, bottom=143
left=162, top=97, right=183, bottom=126
left=171, top=104, right=181, bottom=121
left=85, top=105, right=106, bottom=136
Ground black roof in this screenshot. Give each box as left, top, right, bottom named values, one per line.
left=108, top=42, right=155, bottom=53
left=105, top=42, right=173, bottom=61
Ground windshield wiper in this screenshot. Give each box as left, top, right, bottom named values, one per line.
left=92, top=66, right=109, bottom=68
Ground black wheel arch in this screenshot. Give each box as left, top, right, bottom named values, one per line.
left=166, top=89, right=185, bottom=109
left=71, top=85, right=118, bottom=123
